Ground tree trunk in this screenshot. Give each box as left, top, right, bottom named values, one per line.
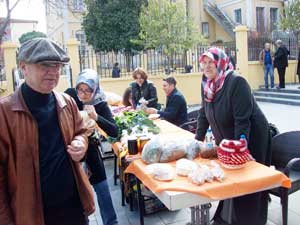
left=125, top=51, right=132, bottom=72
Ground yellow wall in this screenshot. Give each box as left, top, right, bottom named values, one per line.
left=215, top=24, right=232, bottom=42
left=247, top=61, right=298, bottom=89
left=93, top=73, right=203, bottom=106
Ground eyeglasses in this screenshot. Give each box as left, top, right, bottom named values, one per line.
left=77, top=88, right=93, bottom=95
left=38, top=63, right=62, bottom=71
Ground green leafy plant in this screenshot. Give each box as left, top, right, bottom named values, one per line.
left=112, top=110, right=160, bottom=142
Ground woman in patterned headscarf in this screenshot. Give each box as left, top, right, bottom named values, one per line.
left=195, top=47, right=271, bottom=225
left=65, top=69, right=119, bottom=225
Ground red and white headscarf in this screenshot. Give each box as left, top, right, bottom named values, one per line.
left=199, top=47, right=234, bottom=102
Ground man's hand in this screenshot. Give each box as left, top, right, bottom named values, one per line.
left=144, top=107, right=158, bottom=114
left=67, top=139, right=86, bottom=162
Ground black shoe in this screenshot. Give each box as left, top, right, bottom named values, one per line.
left=276, top=86, right=281, bottom=89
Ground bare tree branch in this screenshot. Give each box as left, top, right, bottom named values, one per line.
left=0, top=0, right=23, bottom=43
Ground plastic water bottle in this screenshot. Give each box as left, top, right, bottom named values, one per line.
left=205, top=128, right=214, bottom=150
left=239, top=134, right=247, bottom=148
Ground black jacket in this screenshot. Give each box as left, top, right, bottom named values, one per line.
left=274, top=45, right=289, bottom=68
left=158, top=88, right=188, bottom=126
left=65, top=88, right=118, bottom=184
left=131, top=80, right=158, bottom=108
left=195, top=73, right=271, bottom=225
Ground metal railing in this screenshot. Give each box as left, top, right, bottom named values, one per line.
left=78, top=43, right=236, bottom=78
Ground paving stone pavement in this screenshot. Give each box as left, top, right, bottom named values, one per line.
left=89, top=101, right=300, bottom=225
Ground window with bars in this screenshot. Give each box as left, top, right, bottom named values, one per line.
left=73, top=0, right=85, bottom=12
left=234, top=9, right=242, bottom=24
left=256, top=7, right=265, bottom=33
left=270, top=8, right=279, bottom=32
left=202, top=22, right=209, bottom=38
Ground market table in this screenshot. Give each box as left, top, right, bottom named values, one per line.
left=122, top=119, right=291, bottom=225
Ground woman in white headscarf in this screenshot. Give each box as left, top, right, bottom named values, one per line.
left=65, top=69, right=118, bottom=225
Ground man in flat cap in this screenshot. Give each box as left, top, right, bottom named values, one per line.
left=145, top=76, right=188, bottom=126
left=274, top=40, right=290, bottom=89
left=0, top=38, right=95, bottom=225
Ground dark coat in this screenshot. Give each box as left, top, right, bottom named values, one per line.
left=274, top=45, right=289, bottom=68
left=131, top=80, right=158, bottom=108
left=65, top=88, right=118, bottom=184
left=112, top=66, right=120, bottom=78
left=195, top=73, right=271, bottom=225
left=158, top=88, right=188, bottom=126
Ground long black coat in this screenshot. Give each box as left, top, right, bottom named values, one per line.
left=65, top=88, right=118, bottom=184
left=195, top=73, right=271, bottom=225
left=274, top=45, right=289, bottom=68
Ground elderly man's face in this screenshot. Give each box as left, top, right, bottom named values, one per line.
left=20, top=62, right=61, bottom=93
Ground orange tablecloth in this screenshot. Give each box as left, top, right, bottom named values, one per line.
left=126, top=158, right=291, bottom=200
left=124, top=119, right=291, bottom=200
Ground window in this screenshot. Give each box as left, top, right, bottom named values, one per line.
left=202, top=22, right=209, bottom=38
left=256, top=7, right=265, bottom=34
left=73, top=0, right=85, bottom=12
left=75, top=30, right=87, bottom=51
left=270, top=8, right=279, bottom=32
left=234, top=9, right=242, bottom=24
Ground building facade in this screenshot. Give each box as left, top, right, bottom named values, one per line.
left=185, top=0, right=284, bottom=42
left=45, top=0, right=285, bottom=45
left=45, top=0, right=86, bottom=47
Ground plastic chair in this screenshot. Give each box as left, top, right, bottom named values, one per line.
left=269, top=131, right=300, bottom=225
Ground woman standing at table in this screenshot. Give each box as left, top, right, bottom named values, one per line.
left=65, top=69, right=119, bottom=225
left=131, top=67, right=158, bottom=109
left=195, top=47, right=271, bottom=225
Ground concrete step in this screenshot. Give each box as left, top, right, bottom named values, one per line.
left=254, top=96, right=300, bottom=106
left=253, top=91, right=300, bottom=100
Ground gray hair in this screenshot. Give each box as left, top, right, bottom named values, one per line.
left=276, top=40, right=282, bottom=45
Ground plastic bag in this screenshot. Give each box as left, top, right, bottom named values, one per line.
left=141, top=136, right=163, bottom=164
left=160, top=139, right=186, bottom=163
left=188, top=163, right=224, bottom=185
left=185, top=139, right=201, bottom=160
left=199, top=142, right=217, bottom=159
left=176, top=158, right=198, bottom=176
left=142, top=137, right=203, bottom=164
left=145, top=163, right=175, bottom=181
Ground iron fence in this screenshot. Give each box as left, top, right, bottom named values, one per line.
left=78, top=43, right=236, bottom=78
left=248, top=31, right=299, bottom=61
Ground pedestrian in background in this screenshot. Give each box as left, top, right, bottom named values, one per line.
left=274, top=40, right=289, bottom=89
left=0, top=38, right=94, bottom=225
left=112, top=62, right=121, bottom=78
left=259, top=42, right=274, bottom=89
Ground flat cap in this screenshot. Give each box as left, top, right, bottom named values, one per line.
left=18, top=38, right=70, bottom=64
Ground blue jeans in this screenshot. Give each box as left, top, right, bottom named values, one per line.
left=264, top=64, right=274, bottom=88
left=93, top=180, right=118, bottom=225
